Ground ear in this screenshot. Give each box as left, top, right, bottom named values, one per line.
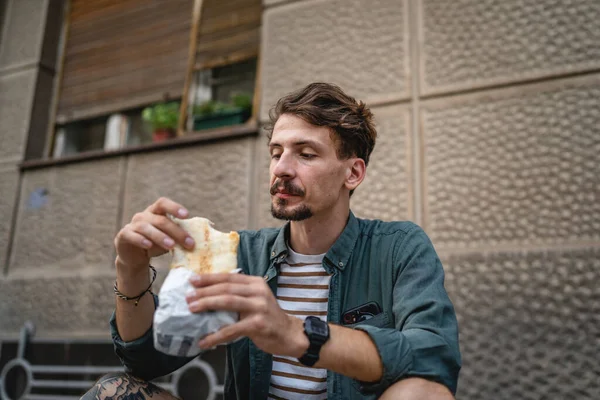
left=344, top=158, right=366, bottom=192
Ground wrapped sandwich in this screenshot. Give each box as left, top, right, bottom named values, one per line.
left=153, top=217, right=240, bottom=357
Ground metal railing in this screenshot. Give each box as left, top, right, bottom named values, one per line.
left=0, top=322, right=223, bottom=400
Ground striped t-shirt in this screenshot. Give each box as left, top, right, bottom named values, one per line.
left=268, top=247, right=331, bottom=400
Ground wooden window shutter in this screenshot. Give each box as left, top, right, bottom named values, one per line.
left=195, top=0, right=262, bottom=70
left=56, top=0, right=194, bottom=124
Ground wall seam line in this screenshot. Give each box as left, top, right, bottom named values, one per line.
left=113, top=155, right=129, bottom=268
left=421, top=68, right=600, bottom=102
left=2, top=168, right=22, bottom=276
left=408, top=0, right=422, bottom=226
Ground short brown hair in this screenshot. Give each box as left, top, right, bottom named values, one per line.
left=266, top=82, right=377, bottom=166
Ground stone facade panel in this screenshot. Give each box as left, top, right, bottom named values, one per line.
left=350, top=105, right=411, bottom=221
left=422, top=77, right=600, bottom=248
left=420, top=0, right=600, bottom=94
left=123, top=139, right=252, bottom=233
left=0, top=69, right=36, bottom=162
left=261, top=0, right=408, bottom=120
left=10, top=158, right=124, bottom=272
left=0, top=0, right=47, bottom=68
left=444, top=248, right=600, bottom=400
left=263, top=0, right=304, bottom=6
left=0, top=273, right=116, bottom=338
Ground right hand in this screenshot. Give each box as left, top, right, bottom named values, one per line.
left=114, top=197, right=195, bottom=274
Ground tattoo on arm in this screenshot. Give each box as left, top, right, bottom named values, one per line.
left=81, top=373, right=176, bottom=400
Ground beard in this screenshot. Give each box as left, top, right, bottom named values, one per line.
left=270, top=179, right=312, bottom=221
left=271, top=199, right=313, bottom=221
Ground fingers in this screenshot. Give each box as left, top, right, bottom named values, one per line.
left=146, top=213, right=194, bottom=249
left=117, top=228, right=153, bottom=250
left=129, top=211, right=194, bottom=251
left=189, top=273, right=262, bottom=288
left=198, top=318, right=256, bottom=349
left=147, top=197, right=189, bottom=219
left=185, top=282, right=256, bottom=304
left=129, top=220, right=179, bottom=251
left=188, top=294, right=261, bottom=314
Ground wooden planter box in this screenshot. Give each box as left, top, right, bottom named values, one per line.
left=193, top=109, right=250, bottom=131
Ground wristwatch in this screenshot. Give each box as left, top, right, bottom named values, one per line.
left=298, top=316, right=330, bottom=367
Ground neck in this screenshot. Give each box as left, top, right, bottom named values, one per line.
left=288, top=201, right=350, bottom=255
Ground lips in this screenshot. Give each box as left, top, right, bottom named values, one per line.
left=274, top=189, right=297, bottom=198
left=270, top=180, right=304, bottom=197
left=275, top=191, right=295, bottom=200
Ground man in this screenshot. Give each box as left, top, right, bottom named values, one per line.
left=83, top=83, right=461, bottom=399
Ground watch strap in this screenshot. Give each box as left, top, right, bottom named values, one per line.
left=298, top=316, right=329, bottom=367
left=298, top=342, right=321, bottom=366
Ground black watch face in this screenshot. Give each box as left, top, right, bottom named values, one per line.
left=307, top=317, right=328, bottom=337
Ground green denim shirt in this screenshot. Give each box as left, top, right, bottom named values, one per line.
left=110, top=212, right=461, bottom=399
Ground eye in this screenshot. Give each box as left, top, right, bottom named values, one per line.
left=271, top=153, right=281, bottom=160
left=300, top=153, right=316, bottom=159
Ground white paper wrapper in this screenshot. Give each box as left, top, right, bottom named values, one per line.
left=153, top=267, right=240, bottom=357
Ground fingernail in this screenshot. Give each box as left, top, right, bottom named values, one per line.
left=163, top=237, right=175, bottom=247
left=142, top=239, right=152, bottom=248
left=185, top=288, right=196, bottom=299
left=185, top=237, right=195, bottom=248
left=190, top=275, right=201, bottom=284
left=177, top=208, right=188, bottom=218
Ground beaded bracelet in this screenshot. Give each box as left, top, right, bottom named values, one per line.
left=113, top=265, right=157, bottom=306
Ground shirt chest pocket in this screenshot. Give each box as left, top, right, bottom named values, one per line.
left=344, top=311, right=392, bottom=329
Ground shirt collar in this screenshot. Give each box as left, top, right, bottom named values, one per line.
left=269, top=211, right=360, bottom=271
left=324, top=211, right=359, bottom=271
left=270, top=223, right=289, bottom=262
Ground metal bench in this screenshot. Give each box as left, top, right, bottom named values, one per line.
left=0, top=322, right=224, bottom=400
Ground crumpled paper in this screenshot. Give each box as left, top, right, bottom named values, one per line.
left=153, top=267, right=240, bottom=357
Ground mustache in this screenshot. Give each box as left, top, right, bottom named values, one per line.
left=270, top=180, right=305, bottom=196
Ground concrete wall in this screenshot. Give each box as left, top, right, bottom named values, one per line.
left=0, top=0, right=599, bottom=398
left=260, top=0, right=600, bottom=398
left=1, top=137, right=255, bottom=338
left=0, top=0, right=63, bottom=266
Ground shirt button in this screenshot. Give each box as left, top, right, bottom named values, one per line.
left=263, top=274, right=269, bottom=281
left=338, top=261, right=344, bottom=267
left=271, top=251, right=275, bottom=256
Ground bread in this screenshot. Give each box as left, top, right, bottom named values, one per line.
left=169, top=217, right=239, bottom=274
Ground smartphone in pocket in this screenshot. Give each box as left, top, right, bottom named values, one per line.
left=342, top=301, right=382, bottom=325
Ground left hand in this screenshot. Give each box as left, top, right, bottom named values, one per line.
left=186, top=273, right=308, bottom=356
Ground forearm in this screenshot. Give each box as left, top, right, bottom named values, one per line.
left=115, top=257, right=156, bottom=342
left=380, top=377, right=455, bottom=400
left=318, top=324, right=383, bottom=382
left=287, top=317, right=383, bottom=382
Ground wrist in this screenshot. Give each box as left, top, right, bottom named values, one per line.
left=287, top=315, right=310, bottom=358
left=115, top=257, right=149, bottom=278
left=115, top=257, right=151, bottom=296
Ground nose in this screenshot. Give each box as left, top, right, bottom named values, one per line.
left=271, top=151, right=295, bottom=180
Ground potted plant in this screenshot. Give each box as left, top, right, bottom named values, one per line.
left=142, top=102, right=179, bottom=142
left=192, top=93, right=252, bottom=131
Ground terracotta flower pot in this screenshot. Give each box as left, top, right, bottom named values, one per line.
left=153, top=128, right=176, bottom=142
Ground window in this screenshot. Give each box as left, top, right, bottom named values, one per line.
left=48, top=0, right=262, bottom=158
left=188, top=58, right=257, bottom=131
left=52, top=104, right=161, bottom=157
left=182, top=0, right=262, bottom=133
left=50, top=0, right=193, bottom=156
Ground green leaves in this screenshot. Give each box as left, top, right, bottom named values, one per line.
left=193, top=92, right=253, bottom=118
left=231, top=93, right=253, bottom=110
left=141, top=102, right=179, bottom=130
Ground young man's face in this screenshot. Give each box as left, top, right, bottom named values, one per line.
left=269, top=114, right=351, bottom=221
